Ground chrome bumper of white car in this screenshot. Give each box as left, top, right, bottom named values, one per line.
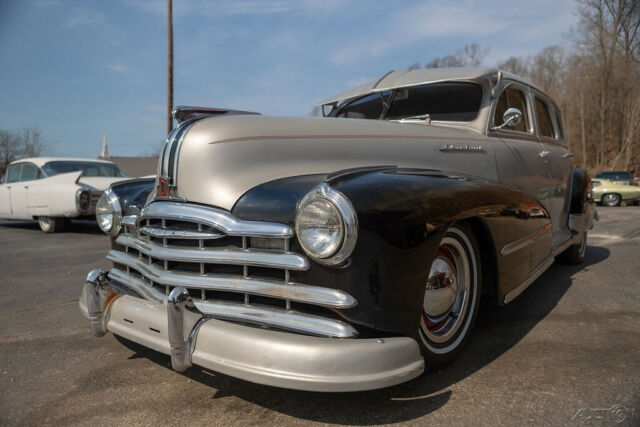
left=79, top=268, right=425, bottom=392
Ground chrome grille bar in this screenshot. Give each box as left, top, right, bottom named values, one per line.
left=106, top=250, right=356, bottom=308
left=191, top=299, right=358, bottom=338
left=116, top=234, right=309, bottom=271
left=140, top=226, right=225, bottom=240
left=108, top=268, right=165, bottom=303
left=139, top=202, right=292, bottom=238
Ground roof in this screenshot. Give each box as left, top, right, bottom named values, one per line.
left=108, top=156, right=158, bottom=178
left=316, top=67, right=538, bottom=106
left=10, top=157, right=116, bottom=167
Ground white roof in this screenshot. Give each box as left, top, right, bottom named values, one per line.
left=10, top=157, right=116, bottom=167
left=316, top=67, right=539, bottom=106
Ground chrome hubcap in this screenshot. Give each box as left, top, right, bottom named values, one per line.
left=421, top=237, right=470, bottom=344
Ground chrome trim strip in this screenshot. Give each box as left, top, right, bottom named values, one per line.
left=503, top=255, right=554, bottom=304
left=191, top=299, right=358, bottom=338
left=500, top=223, right=552, bottom=256
left=140, top=201, right=293, bottom=238
left=106, top=251, right=356, bottom=308
left=116, top=234, right=309, bottom=271
left=139, top=225, right=224, bottom=240
left=552, top=237, right=573, bottom=257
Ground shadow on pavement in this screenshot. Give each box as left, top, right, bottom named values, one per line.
left=115, top=244, right=610, bottom=425
left=0, top=220, right=102, bottom=235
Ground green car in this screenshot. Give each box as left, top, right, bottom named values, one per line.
left=592, top=179, right=640, bottom=206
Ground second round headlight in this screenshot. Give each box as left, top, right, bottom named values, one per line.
left=96, top=188, right=122, bottom=236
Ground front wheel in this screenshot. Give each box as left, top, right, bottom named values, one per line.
left=557, top=231, right=587, bottom=265
left=418, top=223, right=481, bottom=368
left=601, top=193, right=621, bottom=207
left=38, top=216, right=66, bottom=233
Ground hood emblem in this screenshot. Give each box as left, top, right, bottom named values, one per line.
left=439, top=144, right=485, bottom=153
left=157, top=177, right=168, bottom=198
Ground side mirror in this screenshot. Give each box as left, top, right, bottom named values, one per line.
left=491, top=107, right=522, bottom=131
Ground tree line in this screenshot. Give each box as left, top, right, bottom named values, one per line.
left=417, top=0, right=639, bottom=175
left=0, top=126, right=48, bottom=178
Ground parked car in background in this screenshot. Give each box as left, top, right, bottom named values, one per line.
left=0, top=157, right=129, bottom=232
left=594, top=171, right=633, bottom=185
left=592, top=178, right=640, bottom=206
left=80, top=68, right=596, bottom=392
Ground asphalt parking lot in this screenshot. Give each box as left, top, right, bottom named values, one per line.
left=1, top=207, right=638, bottom=426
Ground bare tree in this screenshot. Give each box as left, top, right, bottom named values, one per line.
left=0, top=125, right=49, bottom=177
left=497, top=56, right=530, bottom=77
left=426, top=43, right=489, bottom=68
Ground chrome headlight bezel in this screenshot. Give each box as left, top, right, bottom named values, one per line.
left=295, top=183, right=358, bottom=266
left=96, top=188, right=122, bottom=236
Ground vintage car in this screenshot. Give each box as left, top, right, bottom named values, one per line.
left=592, top=178, right=640, bottom=206
left=79, top=68, right=596, bottom=392
left=0, top=157, right=129, bottom=232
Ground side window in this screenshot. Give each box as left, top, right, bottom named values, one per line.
left=493, top=87, right=530, bottom=133
left=535, top=97, right=554, bottom=138
left=554, top=109, right=564, bottom=140
left=6, top=164, right=22, bottom=183
left=20, top=163, right=39, bottom=181
left=337, top=91, right=391, bottom=119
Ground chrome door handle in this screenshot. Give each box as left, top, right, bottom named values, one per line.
left=561, top=152, right=574, bottom=159
left=538, top=150, right=551, bottom=158
left=24, top=185, right=29, bottom=189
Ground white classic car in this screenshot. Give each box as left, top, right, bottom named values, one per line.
left=0, top=157, right=129, bottom=232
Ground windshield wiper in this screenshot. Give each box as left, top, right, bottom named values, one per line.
left=392, top=114, right=432, bottom=124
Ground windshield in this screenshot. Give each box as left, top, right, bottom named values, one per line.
left=332, top=82, right=483, bottom=122
left=42, top=161, right=128, bottom=177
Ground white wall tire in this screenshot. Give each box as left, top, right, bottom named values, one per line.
left=38, top=216, right=66, bottom=233
left=418, top=223, right=481, bottom=368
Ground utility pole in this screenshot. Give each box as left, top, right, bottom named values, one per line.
left=167, top=0, right=173, bottom=135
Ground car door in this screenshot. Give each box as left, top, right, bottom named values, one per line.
left=489, top=82, right=553, bottom=269
left=9, top=163, right=31, bottom=219
left=532, top=94, right=573, bottom=247
left=0, top=164, right=21, bottom=217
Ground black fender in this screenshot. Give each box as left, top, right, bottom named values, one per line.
left=233, top=167, right=552, bottom=339
left=567, top=167, right=596, bottom=237
left=568, top=168, right=592, bottom=214
left=109, top=177, right=156, bottom=216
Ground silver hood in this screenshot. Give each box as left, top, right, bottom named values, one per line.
left=175, top=115, right=494, bottom=211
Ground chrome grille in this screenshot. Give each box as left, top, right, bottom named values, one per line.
left=107, top=201, right=357, bottom=338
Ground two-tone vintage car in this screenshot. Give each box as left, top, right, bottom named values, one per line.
left=592, top=178, right=640, bottom=206
left=79, top=68, right=596, bottom=392
left=0, top=157, right=129, bottom=232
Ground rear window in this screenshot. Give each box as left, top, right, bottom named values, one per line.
left=42, top=161, right=128, bottom=178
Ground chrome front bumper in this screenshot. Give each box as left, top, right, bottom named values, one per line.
left=79, top=268, right=425, bottom=392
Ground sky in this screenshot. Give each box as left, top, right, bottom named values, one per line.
left=0, top=0, right=580, bottom=158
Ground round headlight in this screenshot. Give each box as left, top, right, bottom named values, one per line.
left=295, top=183, right=358, bottom=265
left=96, top=189, right=122, bottom=236
left=296, top=198, right=343, bottom=258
